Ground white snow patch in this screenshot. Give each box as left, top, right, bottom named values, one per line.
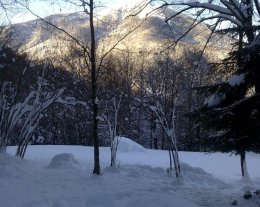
left=193, top=61, right=199, bottom=66
left=116, top=137, right=146, bottom=153
left=205, top=93, right=226, bottom=107
left=228, top=74, right=245, bottom=87
left=94, top=97, right=99, bottom=104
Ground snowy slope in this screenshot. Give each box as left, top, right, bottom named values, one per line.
left=8, top=9, right=231, bottom=63
left=1, top=138, right=260, bottom=207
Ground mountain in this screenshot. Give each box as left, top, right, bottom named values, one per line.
left=8, top=9, right=232, bottom=65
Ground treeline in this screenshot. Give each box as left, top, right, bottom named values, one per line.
left=0, top=33, right=222, bottom=151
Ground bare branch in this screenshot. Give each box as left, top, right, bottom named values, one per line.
left=220, top=0, right=244, bottom=22
left=97, top=15, right=149, bottom=71
left=17, top=2, right=91, bottom=61
left=174, top=2, right=233, bottom=16
left=254, top=0, right=260, bottom=16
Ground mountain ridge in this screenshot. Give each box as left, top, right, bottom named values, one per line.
left=8, top=9, right=232, bottom=65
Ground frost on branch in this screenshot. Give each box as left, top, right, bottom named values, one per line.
left=205, top=93, right=226, bottom=107
left=100, top=97, right=121, bottom=167
left=165, top=0, right=257, bottom=43
left=147, top=101, right=181, bottom=178
left=0, top=80, right=72, bottom=158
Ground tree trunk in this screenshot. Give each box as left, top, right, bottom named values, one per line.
left=0, top=143, right=6, bottom=153
left=161, top=131, right=165, bottom=150
left=150, top=116, right=155, bottom=149
left=240, top=150, right=249, bottom=177
left=89, top=0, right=100, bottom=175
left=168, top=144, right=173, bottom=172
left=154, top=138, right=158, bottom=149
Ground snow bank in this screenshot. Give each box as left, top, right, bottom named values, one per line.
left=1, top=146, right=260, bottom=207
left=116, top=137, right=146, bottom=153
left=46, top=153, right=79, bottom=169
left=0, top=153, right=36, bottom=179
left=181, top=163, right=228, bottom=187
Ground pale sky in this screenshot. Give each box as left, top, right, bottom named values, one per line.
left=10, top=0, right=145, bottom=24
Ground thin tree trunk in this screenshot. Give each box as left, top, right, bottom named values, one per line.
left=154, top=138, right=158, bottom=149
left=240, top=150, right=249, bottom=178
left=0, top=146, right=6, bottom=153
left=89, top=0, right=100, bottom=175
left=168, top=147, right=173, bottom=172
left=150, top=116, right=155, bottom=149
left=161, top=131, right=165, bottom=150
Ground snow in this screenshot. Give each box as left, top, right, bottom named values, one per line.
left=185, top=2, right=232, bottom=16
left=228, top=74, right=245, bottom=87
left=205, top=93, right=226, bottom=107
left=95, top=97, right=99, bottom=104
left=0, top=138, right=260, bottom=207
left=46, top=153, right=79, bottom=169
left=116, top=137, right=147, bottom=153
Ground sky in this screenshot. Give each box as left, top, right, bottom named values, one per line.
left=9, top=0, right=145, bottom=24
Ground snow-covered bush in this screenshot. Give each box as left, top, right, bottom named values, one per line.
left=15, top=80, right=65, bottom=158
left=149, top=101, right=181, bottom=178
left=0, top=79, right=64, bottom=158
left=100, top=97, right=121, bottom=167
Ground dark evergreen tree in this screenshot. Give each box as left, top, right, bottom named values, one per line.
left=196, top=33, right=260, bottom=177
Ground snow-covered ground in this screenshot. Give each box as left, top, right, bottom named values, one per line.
left=1, top=137, right=260, bottom=207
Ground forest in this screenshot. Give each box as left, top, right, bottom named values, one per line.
left=0, top=0, right=260, bottom=206
left=0, top=0, right=260, bottom=207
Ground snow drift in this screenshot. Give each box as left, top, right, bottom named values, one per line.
left=116, top=137, right=146, bottom=153
left=1, top=145, right=260, bottom=207
left=46, top=153, right=79, bottom=169
left=0, top=153, right=36, bottom=179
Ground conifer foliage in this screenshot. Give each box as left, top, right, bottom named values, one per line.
left=158, top=0, right=260, bottom=176
left=181, top=0, right=260, bottom=176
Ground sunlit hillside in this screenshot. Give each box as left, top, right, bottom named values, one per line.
left=9, top=9, right=232, bottom=66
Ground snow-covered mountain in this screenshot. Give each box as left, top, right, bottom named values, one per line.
left=8, top=8, right=232, bottom=64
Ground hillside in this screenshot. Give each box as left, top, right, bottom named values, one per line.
left=8, top=9, right=232, bottom=65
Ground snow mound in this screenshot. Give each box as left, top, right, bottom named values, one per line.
left=116, top=137, right=146, bottom=153
left=46, top=153, right=79, bottom=169
left=0, top=153, right=36, bottom=179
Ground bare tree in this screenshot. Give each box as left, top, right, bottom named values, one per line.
left=99, top=96, right=121, bottom=167
left=0, top=0, right=29, bottom=24
left=0, top=79, right=64, bottom=155
left=155, top=0, right=259, bottom=47
left=18, top=0, right=151, bottom=175
left=15, top=79, right=64, bottom=159
left=153, top=102, right=181, bottom=177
